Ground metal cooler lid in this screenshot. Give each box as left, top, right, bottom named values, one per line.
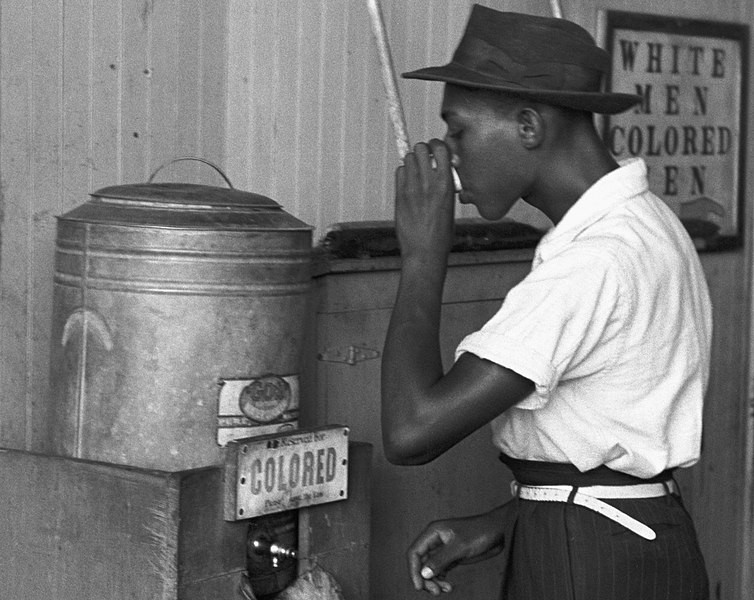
left=59, top=182, right=312, bottom=231
left=92, top=182, right=278, bottom=209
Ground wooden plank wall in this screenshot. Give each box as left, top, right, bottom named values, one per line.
left=223, top=0, right=754, bottom=235
left=0, top=0, right=752, bottom=596
left=0, top=0, right=228, bottom=451
left=3, top=0, right=751, bottom=437
left=223, top=0, right=550, bottom=239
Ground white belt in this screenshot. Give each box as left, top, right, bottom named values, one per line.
left=511, top=480, right=678, bottom=541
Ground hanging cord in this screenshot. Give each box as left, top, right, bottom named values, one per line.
left=366, top=0, right=462, bottom=193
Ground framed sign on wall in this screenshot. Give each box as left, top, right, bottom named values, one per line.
left=600, top=12, right=749, bottom=251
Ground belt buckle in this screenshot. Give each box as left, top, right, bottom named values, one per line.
left=510, top=480, right=520, bottom=497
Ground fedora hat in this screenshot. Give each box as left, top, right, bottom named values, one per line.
left=402, top=5, right=641, bottom=114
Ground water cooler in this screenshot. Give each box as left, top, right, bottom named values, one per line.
left=0, top=160, right=371, bottom=600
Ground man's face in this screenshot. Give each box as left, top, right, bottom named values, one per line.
left=441, top=85, right=531, bottom=221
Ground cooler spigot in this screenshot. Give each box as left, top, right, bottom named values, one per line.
left=249, top=532, right=298, bottom=569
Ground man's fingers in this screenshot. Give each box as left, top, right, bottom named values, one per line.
left=427, top=138, right=451, bottom=172
left=421, top=545, right=463, bottom=586
left=407, top=524, right=462, bottom=595
left=411, top=141, right=452, bottom=185
left=420, top=570, right=453, bottom=596
left=412, top=142, right=433, bottom=165
left=422, top=578, right=443, bottom=596
left=408, top=529, right=446, bottom=590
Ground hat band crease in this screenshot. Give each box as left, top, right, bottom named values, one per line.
left=452, top=37, right=604, bottom=92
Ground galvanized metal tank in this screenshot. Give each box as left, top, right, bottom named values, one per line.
left=48, top=161, right=313, bottom=471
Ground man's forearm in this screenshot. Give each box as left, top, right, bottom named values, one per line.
left=381, top=255, right=448, bottom=460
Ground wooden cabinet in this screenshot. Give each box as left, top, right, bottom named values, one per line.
left=305, top=249, right=536, bottom=599
left=0, top=443, right=372, bottom=600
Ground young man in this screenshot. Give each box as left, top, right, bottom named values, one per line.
left=380, top=5, right=712, bottom=599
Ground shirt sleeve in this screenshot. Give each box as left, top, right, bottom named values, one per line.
left=455, top=245, right=627, bottom=409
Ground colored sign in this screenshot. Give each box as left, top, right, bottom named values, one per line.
left=602, top=12, right=748, bottom=250
left=224, top=425, right=349, bottom=520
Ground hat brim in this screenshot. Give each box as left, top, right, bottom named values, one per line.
left=403, top=63, right=641, bottom=115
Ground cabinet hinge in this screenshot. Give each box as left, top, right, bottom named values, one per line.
left=318, top=345, right=380, bottom=366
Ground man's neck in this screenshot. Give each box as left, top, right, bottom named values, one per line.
left=526, top=130, right=619, bottom=225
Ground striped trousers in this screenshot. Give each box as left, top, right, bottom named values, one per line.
left=499, top=457, right=709, bottom=600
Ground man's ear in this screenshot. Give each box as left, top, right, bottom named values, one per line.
left=517, top=107, right=545, bottom=149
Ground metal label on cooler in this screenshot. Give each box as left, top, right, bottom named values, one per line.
left=239, top=375, right=291, bottom=422
left=217, top=375, right=299, bottom=446
left=223, top=425, right=349, bottom=520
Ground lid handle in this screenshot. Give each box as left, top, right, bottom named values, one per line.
left=147, top=157, right=235, bottom=189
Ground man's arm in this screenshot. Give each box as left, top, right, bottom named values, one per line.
left=380, top=140, right=533, bottom=465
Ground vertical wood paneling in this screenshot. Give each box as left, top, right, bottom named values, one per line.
left=318, top=2, right=348, bottom=235
left=172, top=0, right=200, bottom=182
left=38, top=0, right=91, bottom=447
left=0, top=0, right=229, bottom=451
left=148, top=0, right=180, bottom=180
left=291, top=0, right=323, bottom=226
left=0, top=0, right=34, bottom=448
left=270, top=3, right=299, bottom=214
left=695, top=253, right=750, bottom=600
left=341, top=3, right=369, bottom=222
left=739, top=0, right=754, bottom=588
left=62, top=0, right=93, bottom=205
left=90, top=0, right=121, bottom=192
left=196, top=2, right=228, bottom=172
left=390, top=0, right=418, bottom=147
left=223, top=0, right=553, bottom=236
left=224, top=0, right=254, bottom=191
left=0, top=1, right=751, bottom=596
left=29, top=0, right=63, bottom=451
left=247, top=0, right=277, bottom=194
left=120, top=0, right=150, bottom=183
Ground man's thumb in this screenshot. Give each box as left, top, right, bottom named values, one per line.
left=421, top=547, right=462, bottom=580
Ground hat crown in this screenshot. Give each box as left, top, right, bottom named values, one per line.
left=402, top=5, right=642, bottom=114
left=469, top=7, right=605, bottom=64
left=453, top=6, right=610, bottom=92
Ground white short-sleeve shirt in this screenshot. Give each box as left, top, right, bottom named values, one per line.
left=455, top=159, right=712, bottom=478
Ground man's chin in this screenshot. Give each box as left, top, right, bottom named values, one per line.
left=474, top=204, right=505, bottom=221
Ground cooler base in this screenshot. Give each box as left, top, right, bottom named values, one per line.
left=0, top=442, right=371, bottom=600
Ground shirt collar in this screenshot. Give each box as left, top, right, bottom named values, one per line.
left=534, top=158, right=648, bottom=264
